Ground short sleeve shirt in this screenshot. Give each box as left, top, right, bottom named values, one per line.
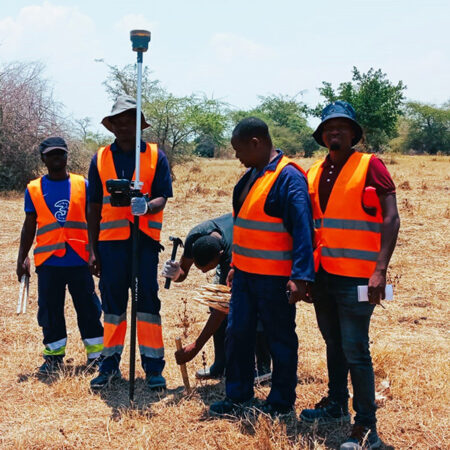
left=88, top=141, right=173, bottom=204
left=24, top=175, right=88, bottom=267
left=318, top=150, right=396, bottom=212
left=183, top=213, right=233, bottom=280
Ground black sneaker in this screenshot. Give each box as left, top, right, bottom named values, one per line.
left=38, top=356, right=64, bottom=375
left=300, top=396, right=350, bottom=424
left=340, top=424, right=381, bottom=449
left=90, top=370, right=121, bottom=390
left=259, top=402, right=293, bottom=419
left=209, top=397, right=253, bottom=417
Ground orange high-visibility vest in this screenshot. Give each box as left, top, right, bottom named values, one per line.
left=232, top=155, right=306, bottom=277
left=97, top=143, right=163, bottom=241
left=307, top=151, right=382, bottom=278
left=27, top=173, right=89, bottom=267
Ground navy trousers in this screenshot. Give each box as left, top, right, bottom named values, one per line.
left=225, top=268, right=298, bottom=408
left=37, top=265, right=103, bottom=357
left=98, top=235, right=164, bottom=375
left=313, top=268, right=377, bottom=426
left=212, top=265, right=271, bottom=372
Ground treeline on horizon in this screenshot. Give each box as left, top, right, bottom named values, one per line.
left=0, top=61, right=449, bottom=190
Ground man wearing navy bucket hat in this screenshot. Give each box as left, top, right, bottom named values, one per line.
left=300, top=101, right=400, bottom=449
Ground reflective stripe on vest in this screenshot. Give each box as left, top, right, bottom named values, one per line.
left=307, top=152, right=382, bottom=278
left=27, top=174, right=89, bottom=266
left=36, top=220, right=87, bottom=236
left=97, top=143, right=164, bottom=241
left=232, top=155, right=306, bottom=276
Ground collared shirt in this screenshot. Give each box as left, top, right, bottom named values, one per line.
left=317, top=150, right=396, bottom=212
left=88, top=140, right=173, bottom=204
left=232, top=150, right=315, bottom=282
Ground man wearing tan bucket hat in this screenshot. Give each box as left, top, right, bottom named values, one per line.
left=88, top=95, right=173, bottom=390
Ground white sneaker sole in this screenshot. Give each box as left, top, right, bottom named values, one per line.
left=340, top=437, right=381, bottom=449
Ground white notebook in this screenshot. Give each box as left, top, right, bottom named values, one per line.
left=357, top=285, right=393, bottom=302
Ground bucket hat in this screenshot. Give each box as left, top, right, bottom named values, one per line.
left=39, top=137, right=68, bottom=154
left=101, top=95, right=150, bottom=132
left=312, top=101, right=363, bottom=147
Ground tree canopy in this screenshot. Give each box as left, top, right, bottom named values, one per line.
left=103, top=64, right=229, bottom=165
left=404, top=101, right=450, bottom=154
left=0, top=62, right=67, bottom=189
left=231, top=94, right=318, bottom=157
left=316, top=67, right=406, bottom=152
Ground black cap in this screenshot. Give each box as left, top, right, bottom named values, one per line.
left=39, top=137, right=68, bottom=154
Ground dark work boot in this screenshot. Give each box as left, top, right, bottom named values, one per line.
left=38, top=356, right=64, bottom=375
left=300, top=396, right=350, bottom=424
left=340, top=424, right=381, bottom=449
left=209, top=397, right=254, bottom=417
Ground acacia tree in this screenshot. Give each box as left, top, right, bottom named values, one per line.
left=0, top=61, right=67, bottom=189
left=103, top=64, right=229, bottom=166
left=316, top=67, right=406, bottom=152
left=231, top=94, right=318, bottom=156
left=404, top=101, right=450, bottom=154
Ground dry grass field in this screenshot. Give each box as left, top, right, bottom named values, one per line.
left=0, top=154, right=449, bottom=449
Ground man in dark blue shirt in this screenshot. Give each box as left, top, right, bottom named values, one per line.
left=210, top=117, right=315, bottom=418
left=88, top=96, right=173, bottom=390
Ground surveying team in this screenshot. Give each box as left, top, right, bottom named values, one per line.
left=17, top=96, right=399, bottom=449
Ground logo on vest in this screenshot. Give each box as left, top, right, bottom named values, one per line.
left=54, top=199, right=70, bottom=222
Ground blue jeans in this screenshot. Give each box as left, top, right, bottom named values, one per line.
left=225, top=268, right=298, bottom=408
left=313, top=268, right=377, bottom=426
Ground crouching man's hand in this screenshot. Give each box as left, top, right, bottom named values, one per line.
left=161, top=259, right=181, bottom=281
left=175, top=342, right=199, bottom=365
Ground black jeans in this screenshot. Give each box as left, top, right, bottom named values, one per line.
left=313, top=268, right=377, bottom=426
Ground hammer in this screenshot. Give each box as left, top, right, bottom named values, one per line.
left=164, top=236, right=183, bottom=289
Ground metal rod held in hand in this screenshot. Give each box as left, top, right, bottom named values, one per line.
left=129, top=29, right=151, bottom=402
left=16, top=274, right=29, bottom=314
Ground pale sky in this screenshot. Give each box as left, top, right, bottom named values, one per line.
left=1, top=0, right=449, bottom=134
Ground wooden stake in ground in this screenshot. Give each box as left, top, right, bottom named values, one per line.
left=175, top=337, right=191, bottom=393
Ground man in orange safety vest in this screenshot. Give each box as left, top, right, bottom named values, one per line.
left=16, top=137, right=104, bottom=375
left=300, top=101, right=400, bottom=450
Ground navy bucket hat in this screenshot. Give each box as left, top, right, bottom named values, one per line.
left=312, top=101, right=363, bottom=147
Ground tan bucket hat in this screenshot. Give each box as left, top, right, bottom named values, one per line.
left=101, top=94, right=150, bottom=132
